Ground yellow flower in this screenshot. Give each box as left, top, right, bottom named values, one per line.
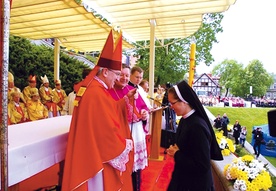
left=224, top=155, right=272, bottom=191
left=241, top=155, right=254, bottom=162
left=215, top=132, right=236, bottom=156
left=223, top=164, right=230, bottom=175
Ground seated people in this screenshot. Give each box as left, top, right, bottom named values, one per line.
left=23, top=75, right=39, bottom=102
left=8, top=91, right=29, bottom=124
left=39, top=75, right=59, bottom=117
left=26, top=89, right=48, bottom=121
left=8, top=72, right=26, bottom=104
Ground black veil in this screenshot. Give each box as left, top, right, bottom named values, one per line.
left=175, top=80, right=223, bottom=161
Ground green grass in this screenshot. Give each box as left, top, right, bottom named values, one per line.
left=206, top=107, right=276, bottom=167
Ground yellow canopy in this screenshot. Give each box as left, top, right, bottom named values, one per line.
left=86, top=0, right=236, bottom=41
left=10, top=0, right=236, bottom=52
left=10, top=0, right=133, bottom=51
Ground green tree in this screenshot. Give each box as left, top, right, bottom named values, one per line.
left=212, top=59, right=274, bottom=98
left=135, top=13, right=224, bottom=86
left=9, top=36, right=90, bottom=94
left=212, top=59, right=244, bottom=97
left=243, top=60, right=274, bottom=97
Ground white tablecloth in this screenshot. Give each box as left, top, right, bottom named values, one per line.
left=2, top=115, right=72, bottom=186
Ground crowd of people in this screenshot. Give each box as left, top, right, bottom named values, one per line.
left=220, top=96, right=245, bottom=107
left=212, top=112, right=267, bottom=160
left=213, top=113, right=249, bottom=147
left=213, top=111, right=268, bottom=160
left=7, top=72, right=68, bottom=125
left=199, top=96, right=248, bottom=107
left=213, top=113, right=230, bottom=137
left=219, top=96, right=276, bottom=108
left=198, top=95, right=219, bottom=106
left=7, top=67, right=95, bottom=125
left=252, top=97, right=276, bottom=108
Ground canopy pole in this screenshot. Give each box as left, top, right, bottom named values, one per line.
left=54, top=38, right=60, bottom=81
left=1, top=0, right=10, bottom=190
left=148, top=19, right=156, bottom=99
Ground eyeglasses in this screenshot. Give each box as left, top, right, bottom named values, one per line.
left=108, top=69, right=121, bottom=76
left=169, top=100, right=180, bottom=107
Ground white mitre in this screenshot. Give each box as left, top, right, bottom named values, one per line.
left=41, top=75, right=49, bottom=84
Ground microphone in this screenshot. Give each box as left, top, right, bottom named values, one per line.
left=147, top=95, right=167, bottom=107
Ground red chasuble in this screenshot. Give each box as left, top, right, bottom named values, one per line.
left=62, top=79, right=133, bottom=191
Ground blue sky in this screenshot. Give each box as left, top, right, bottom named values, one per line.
left=197, top=0, right=276, bottom=74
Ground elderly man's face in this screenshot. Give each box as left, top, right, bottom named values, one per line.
left=106, top=68, right=121, bottom=89
left=8, top=81, right=14, bottom=88
left=12, top=94, right=20, bottom=103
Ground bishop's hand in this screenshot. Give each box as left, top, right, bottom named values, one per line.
left=127, top=88, right=137, bottom=100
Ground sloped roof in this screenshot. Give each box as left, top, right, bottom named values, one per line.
left=193, top=73, right=220, bottom=87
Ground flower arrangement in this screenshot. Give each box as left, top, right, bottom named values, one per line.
left=224, top=155, right=272, bottom=191
left=215, top=132, right=235, bottom=156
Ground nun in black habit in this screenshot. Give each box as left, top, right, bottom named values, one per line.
left=166, top=80, right=223, bottom=191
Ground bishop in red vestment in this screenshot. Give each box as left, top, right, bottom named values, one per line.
left=62, top=29, right=135, bottom=191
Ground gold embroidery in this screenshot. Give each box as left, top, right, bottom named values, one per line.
left=77, top=87, right=86, bottom=97
left=73, top=100, right=79, bottom=107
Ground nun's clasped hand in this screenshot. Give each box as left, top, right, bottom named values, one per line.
left=167, top=144, right=179, bottom=157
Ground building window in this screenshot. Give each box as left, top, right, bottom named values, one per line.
left=201, top=82, right=208, bottom=86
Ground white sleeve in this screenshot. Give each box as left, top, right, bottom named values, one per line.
left=108, top=139, right=133, bottom=172
left=137, top=85, right=152, bottom=109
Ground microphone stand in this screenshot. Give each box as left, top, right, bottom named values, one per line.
left=147, top=96, right=167, bottom=107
